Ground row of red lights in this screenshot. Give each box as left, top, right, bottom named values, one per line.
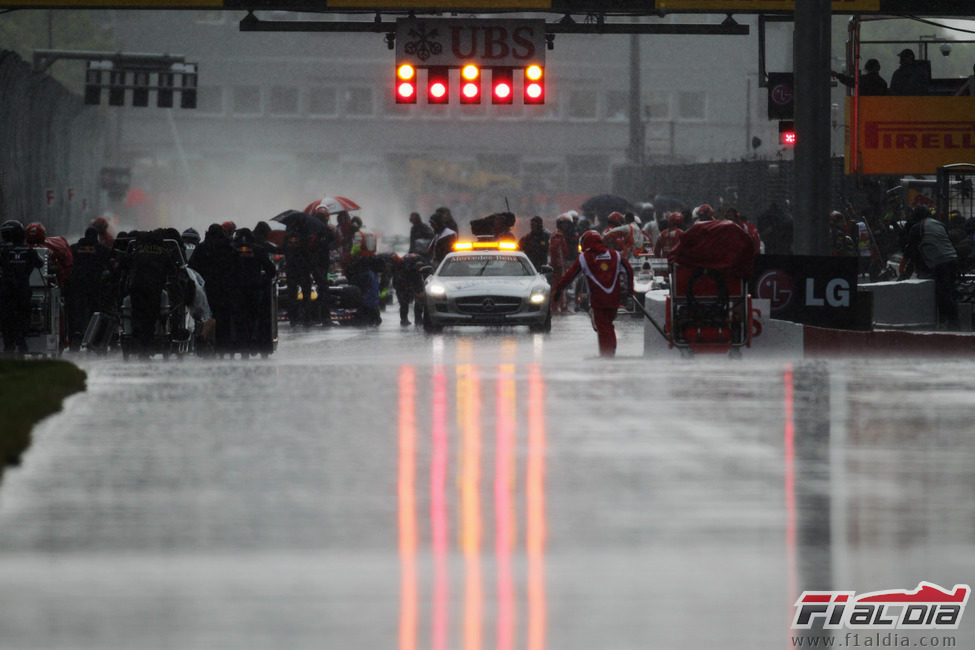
left=396, top=64, right=545, bottom=105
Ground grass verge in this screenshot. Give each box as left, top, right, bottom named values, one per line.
left=0, top=359, right=87, bottom=480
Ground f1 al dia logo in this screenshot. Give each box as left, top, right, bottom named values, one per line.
left=793, top=582, right=970, bottom=630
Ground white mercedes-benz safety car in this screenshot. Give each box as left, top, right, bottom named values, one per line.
left=423, top=241, right=552, bottom=333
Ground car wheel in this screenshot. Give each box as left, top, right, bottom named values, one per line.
left=530, top=309, right=552, bottom=333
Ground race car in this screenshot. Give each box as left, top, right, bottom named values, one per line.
left=423, top=241, right=552, bottom=333
left=621, top=254, right=669, bottom=315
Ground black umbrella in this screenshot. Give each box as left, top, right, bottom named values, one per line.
left=580, top=193, right=632, bottom=221
left=271, top=209, right=328, bottom=235
left=652, top=194, right=685, bottom=214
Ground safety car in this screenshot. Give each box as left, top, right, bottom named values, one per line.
left=423, top=241, right=552, bottom=332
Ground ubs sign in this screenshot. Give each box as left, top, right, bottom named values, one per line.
left=395, top=18, right=546, bottom=68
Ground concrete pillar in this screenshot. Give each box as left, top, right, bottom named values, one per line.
left=793, top=1, right=832, bottom=255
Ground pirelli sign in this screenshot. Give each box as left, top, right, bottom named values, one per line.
left=847, top=97, right=975, bottom=175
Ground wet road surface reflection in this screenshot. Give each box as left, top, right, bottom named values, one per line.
left=0, top=316, right=974, bottom=649
left=396, top=350, right=548, bottom=650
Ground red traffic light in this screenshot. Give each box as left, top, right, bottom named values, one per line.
left=524, top=64, right=544, bottom=104
left=492, top=68, right=513, bottom=104
left=460, top=64, right=481, bottom=104
left=395, top=63, right=417, bottom=104
left=779, top=120, right=796, bottom=146
left=427, top=66, right=449, bottom=104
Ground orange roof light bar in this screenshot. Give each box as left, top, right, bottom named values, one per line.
left=453, top=241, right=519, bottom=251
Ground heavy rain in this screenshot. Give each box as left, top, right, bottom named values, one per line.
left=2, top=4, right=975, bottom=650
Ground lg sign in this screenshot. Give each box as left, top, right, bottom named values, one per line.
left=756, top=270, right=794, bottom=311
left=756, top=269, right=850, bottom=311
left=771, top=82, right=792, bottom=107
left=766, top=72, right=794, bottom=120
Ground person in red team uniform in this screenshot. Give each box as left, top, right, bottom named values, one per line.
left=24, top=222, right=73, bottom=287
left=723, top=207, right=763, bottom=254
left=654, top=211, right=685, bottom=258
left=601, top=211, right=627, bottom=252
left=548, top=215, right=572, bottom=313
left=551, top=230, right=634, bottom=357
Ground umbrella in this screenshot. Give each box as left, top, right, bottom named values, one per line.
left=652, top=194, right=685, bottom=214
left=264, top=219, right=287, bottom=247
left=270, top=209, right=328, bottom=235
left=580, top=193, right=632, bottom=220
left=304, top=196, right=361, bottom=216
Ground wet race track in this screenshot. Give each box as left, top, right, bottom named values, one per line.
left=2, top=313, right=975, bottom=650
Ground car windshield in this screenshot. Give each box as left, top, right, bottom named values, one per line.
left=439, top=255, right=534, bottom=277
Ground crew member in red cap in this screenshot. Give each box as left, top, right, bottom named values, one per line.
left=601, top=211, right=626, bottom=252
left=552, top=230, right=634, bottom=357
left=25, top=222, right=73, bottom=287
left=90, top=216, right=115, bottom=248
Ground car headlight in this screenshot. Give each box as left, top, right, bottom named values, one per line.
left=427, top=283, right=446, bottom=297
left=529, top=290, right=547, bottom=305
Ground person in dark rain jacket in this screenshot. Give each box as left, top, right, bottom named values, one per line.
left=0, top=220, right=43, bottom=355
left=281, top=222, right=317, bottom=326
left=519, top=216, right=550, bottom=270
left=392, top=252, right=428, bottom=326
left=125, top=229, right=179, bottom=355
left=66, top=227, right=112, bottom=350
left=232, top=228, right=276, bottom=355
left=189, top=224, right=239, bottom=354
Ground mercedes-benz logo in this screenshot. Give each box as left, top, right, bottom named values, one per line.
left=481, top=298, right=495, bottom=312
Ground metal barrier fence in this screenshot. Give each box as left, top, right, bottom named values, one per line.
left=0, top=50, right=106, bottom=238
left=614, top=157, right=860, bottom=220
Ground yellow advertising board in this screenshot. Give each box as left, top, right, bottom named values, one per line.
left=846, top=96, right=975, bottom=175
left=656, top=0, right=879, bottom=10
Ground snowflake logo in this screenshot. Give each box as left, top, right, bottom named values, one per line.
left=404, top=24, right=442, bottom=62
